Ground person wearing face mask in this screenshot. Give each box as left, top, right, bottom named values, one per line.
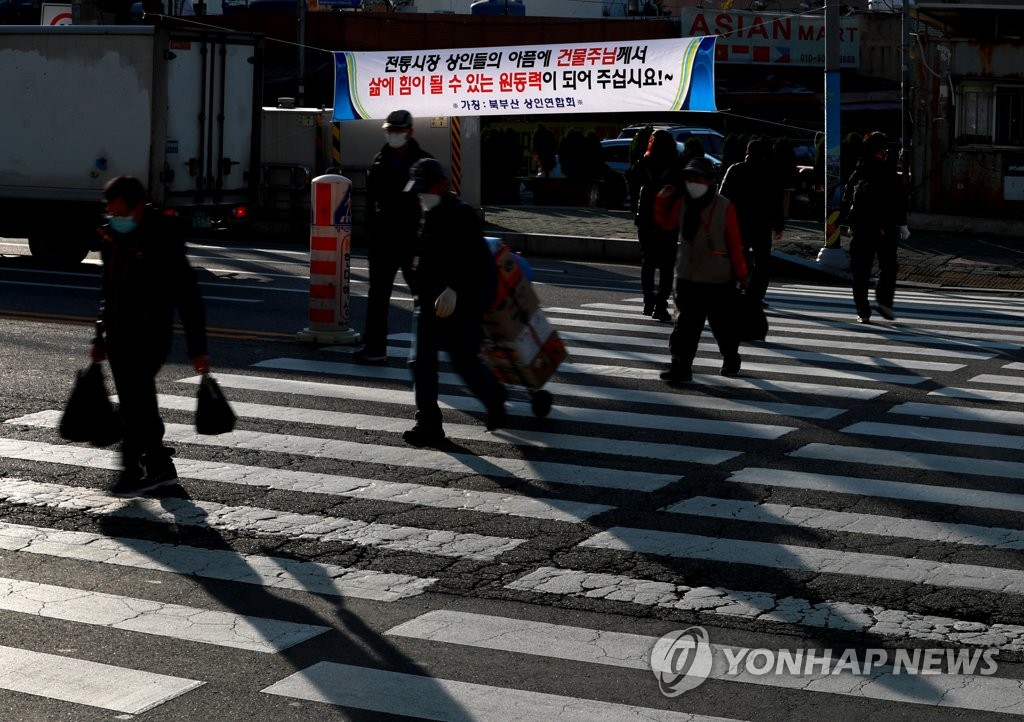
left=654, top=157, right=749, bottom=383
left=352, top=109, right=433, bottom=365
left=400, top=158, right=507, bottom=447
left=90, top=175, right=210, bottom=496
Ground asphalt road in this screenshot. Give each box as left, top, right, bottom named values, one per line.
left=2, top=235, right=1024, bottom=721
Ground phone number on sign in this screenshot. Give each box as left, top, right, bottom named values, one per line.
left=800, top=53, right=857, bottom=64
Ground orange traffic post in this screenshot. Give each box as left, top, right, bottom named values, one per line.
left=297, top=174, right=362, bottom=344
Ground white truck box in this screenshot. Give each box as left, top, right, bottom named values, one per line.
left=0, top=24, right=263, bottom=263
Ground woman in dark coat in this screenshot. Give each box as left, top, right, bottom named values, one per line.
left=633, top=130, right=682, bottom=322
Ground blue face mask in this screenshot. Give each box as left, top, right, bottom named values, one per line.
left=108, top=215, right=138, bottom=234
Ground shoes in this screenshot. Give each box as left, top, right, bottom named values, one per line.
left=145, top=460, right=180, bottom=488
left=760, top=300, right=770, bottom=309
left=485, top=404, right=508, bottom=431
left=857, top=315, right=871, bottom=324
left=660, top=364, right=692, bottom=383
left=720, top=354, right=742, bottom=378
left=402, top=423, right=446, bottom=447
left=651, top=305, right=672, bottom=323
left=642, top=301, right=654, bottom=316
left=110, top=462, right=179, bottom=497
left=353, top=348, right=387, bottom=366
left=874, top=303, right=896, bottom=321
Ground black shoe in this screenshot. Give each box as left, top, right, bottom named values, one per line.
left=145, top=460, right=180, bottom=488
left=651, top=305, right=672, bottom=323
left=721, top=355, right=742, bottom=378
left=660, top=365, right=692, bottom=383
left=485, top=404, right=508, bottom=432
left=353, top=348, right=387, bottom=366
left=402, top=424, right=446, bottom=447
left=642, top=301, right=654, bottom=316
left=874, top=303, right=896, bottom=321
left=760, top=300, right=770, bottom=309
left=110, top=463, right=177, bottom=497
left=857, top=315, right=871, bottom=324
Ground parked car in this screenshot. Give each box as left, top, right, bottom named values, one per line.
left=600, top=138, right=721, bottom=176
left=616, top=124, right=725, bottom=164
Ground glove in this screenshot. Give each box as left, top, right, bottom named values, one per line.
left=435, top=287, right=457, bottom=318
left=192, top=355, right=210, bottom=374
left=899, top=225, right=910, bottom=240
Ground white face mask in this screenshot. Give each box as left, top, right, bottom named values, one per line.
left=385, top=132, right=408, bottom=149
left=418, top=193, right=442, bottom=211
left=686, top=181, right=710, bottom=199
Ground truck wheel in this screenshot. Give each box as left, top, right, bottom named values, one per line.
left=28, top=232, right=90, bottom=265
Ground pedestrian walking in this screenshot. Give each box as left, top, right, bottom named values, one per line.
left=842, top=131, right=909, bottom=323
left=634, top=129, right=682, bottom=322
left=90, top=175, right=210, bottom=496
left=655, top=158, right=750, bottom=383
left=401, top=159, right=508, bottom=447
left=353, top=109, right=433, bottom=365
left=720, top=138, right=785, bottom=306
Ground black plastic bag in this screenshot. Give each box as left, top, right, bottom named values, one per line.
left=59, top=363, right=122, bottom=447
left=735, top=290, right=769, bottom=343
left=196, top=374, right=236, bottom=435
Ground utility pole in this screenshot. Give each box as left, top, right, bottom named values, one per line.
left=297, top=0, right=307, bottom=106
left=901, top=0, right=912, bottom=184
left=817, top=0, right=848, bottom=269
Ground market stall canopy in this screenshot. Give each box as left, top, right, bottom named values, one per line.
left=332, top=36, right=717, bottom=121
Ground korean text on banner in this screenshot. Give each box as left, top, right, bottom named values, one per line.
left=332, top=36, right=717, bottom=121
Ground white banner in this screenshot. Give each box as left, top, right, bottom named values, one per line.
left=680, top=9, right=859, bottom=68
left=332, top=36, right=718, bottom=121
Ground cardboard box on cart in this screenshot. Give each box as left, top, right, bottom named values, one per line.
left=484, top=244, right=540, bottom=341
left=484, top=308, right=568, bottom=389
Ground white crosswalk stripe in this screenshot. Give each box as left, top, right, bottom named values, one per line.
left=5, top=282, right=1024, bottom=716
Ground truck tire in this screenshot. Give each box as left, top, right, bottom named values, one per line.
left=28, top=228, right=91, bottom=266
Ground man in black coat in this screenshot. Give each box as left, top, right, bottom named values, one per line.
left=90, top=176, right=210, bottom=496
left=401, top=159, right=507, bottom=447
left=720, top=138, right=785, bottom=306
left=353, top=109, right=433, bottom=365
left=842, top=131, right=909, bottom=323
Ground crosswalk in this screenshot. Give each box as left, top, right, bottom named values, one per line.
left=3, top=282, right=1024, bottom=718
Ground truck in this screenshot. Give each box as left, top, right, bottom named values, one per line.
left=0, top=23, right=263, bottom=263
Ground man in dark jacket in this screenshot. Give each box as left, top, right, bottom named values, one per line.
left=720, top=138, right=785, bottom=306
left=353, top=109, right=433, bottom=365
left=90, top=175, right=209, bottom=496
left=401, top=159, right=507, bottom=447
left=842, top=131, right=909, bottom=323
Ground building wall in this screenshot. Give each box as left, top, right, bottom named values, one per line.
left=913, top=31, right=1024, bottom=218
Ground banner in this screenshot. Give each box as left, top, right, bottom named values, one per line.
left=332, top=36, right=717, bottom=121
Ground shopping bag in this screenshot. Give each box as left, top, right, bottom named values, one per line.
left=195, top=374, right=236, bottom=435
left=735, top=290, right=769, bottom=343
left=59, top=363, right=122, bottom=447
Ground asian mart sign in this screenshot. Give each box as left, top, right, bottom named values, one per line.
left=331, top=36, right=717, bottom=121
left=680, top=9, right=859, bottom=68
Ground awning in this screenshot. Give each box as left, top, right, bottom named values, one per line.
left=332, top=36, right=718, bottom=121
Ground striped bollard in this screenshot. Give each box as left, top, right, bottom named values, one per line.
left=296, top=174, right=362, bottom=344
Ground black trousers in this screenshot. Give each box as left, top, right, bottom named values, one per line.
left=746, top=233, right=773, bottom=303
left=107, top=345, right=171, bottom=470
left=362, top=241, right=414, bottom=355
left=638, top=225, right=677, bottom=307
left=850, top=228, right=898, bottom=318
left=408, top=304, right=505, bottom=427
left=668, top=279, right=740, bottom=370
